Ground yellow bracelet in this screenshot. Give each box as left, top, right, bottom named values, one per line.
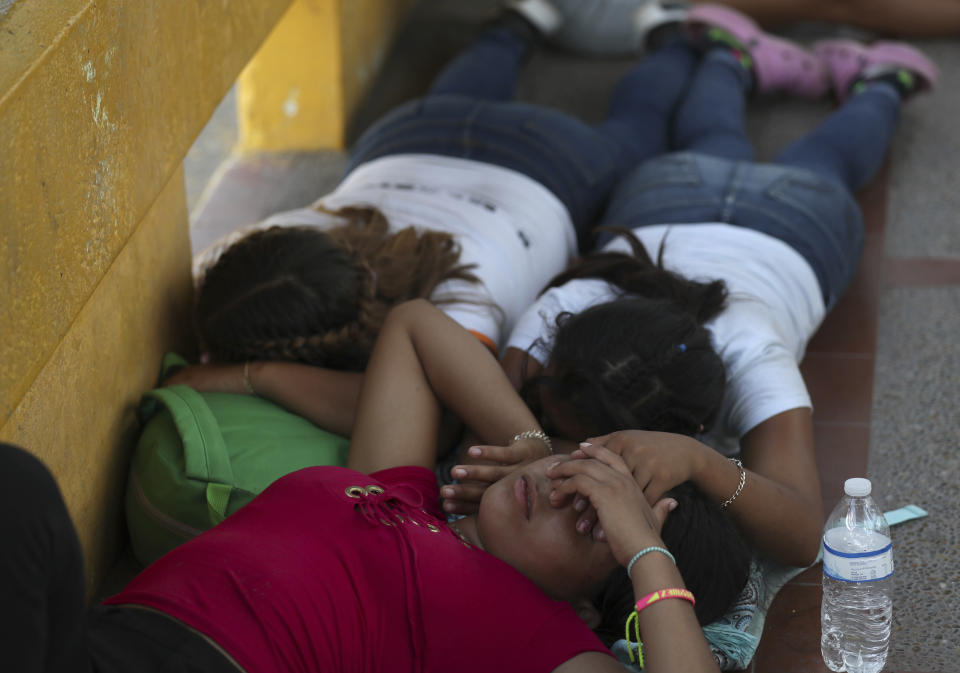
left=624, top=588, right=696, bottom=667
left=624, top=611, right=644, bottom=668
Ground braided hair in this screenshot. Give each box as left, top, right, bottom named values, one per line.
left=524, top=228, right=728, bottom=437
left=195, top=208, right=478, bottom=371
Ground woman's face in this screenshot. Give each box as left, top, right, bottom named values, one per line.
left=475, top=455, right=619, bottom=602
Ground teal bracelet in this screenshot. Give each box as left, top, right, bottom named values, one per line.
left=626, top=546, right=676, bottom=577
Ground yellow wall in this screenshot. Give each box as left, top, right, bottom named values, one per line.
left=2, top=0, right=413, bottom=595
left=0, top=0, right=293, bottom=593
left=2, top=168, right=195, bottom=592
left=238, top=0, right=418, bottom=152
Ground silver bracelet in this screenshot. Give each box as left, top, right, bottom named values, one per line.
left=512, top=429, right=553, bottom=455
left=720, top=458, right=746, bottom=510
left=242, top=361, right=257, bottom=396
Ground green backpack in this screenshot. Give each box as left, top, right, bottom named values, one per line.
left=125, top=354, right=350, bottom=566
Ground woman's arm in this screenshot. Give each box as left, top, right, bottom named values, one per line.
left=163, top=361, right=362, bottom=437
left=734, top=407, right=823, bottom=565
left=500, top=346, right=542, bottom=390
left=347, top=300, right=547, bottom=474
left=548, top=444, right=719, bottom=673
left=585, top=407, right=822, bottom=566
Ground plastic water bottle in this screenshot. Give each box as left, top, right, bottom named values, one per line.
left=820, top=478, right=893, bottom=673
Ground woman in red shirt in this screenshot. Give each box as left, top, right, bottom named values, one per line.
left=2, top=300, right=747, bottom=673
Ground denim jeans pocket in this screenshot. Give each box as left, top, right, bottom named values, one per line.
left=603, top=153, right=724, bottom=227
left=625, top=152, right=705, bottom=191
left=762, top=169, right=851, bottom=260
left=519, top=114, right=618, bottom=187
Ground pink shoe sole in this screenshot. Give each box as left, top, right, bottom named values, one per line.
left=686, top=3, right=829, bottom=98
left=812, top=39, right=940, bottom=101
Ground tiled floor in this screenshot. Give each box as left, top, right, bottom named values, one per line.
left=750, top=161, right=960, bottom=671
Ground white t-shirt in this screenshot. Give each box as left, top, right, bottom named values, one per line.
left=196, top=155, right=577, bottom=351
left=506, top=223, right=826, bottom=454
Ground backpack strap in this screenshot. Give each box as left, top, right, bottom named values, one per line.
left=141, top=384, right=235, bottom=525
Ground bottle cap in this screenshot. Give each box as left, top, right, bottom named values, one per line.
left=844, top=477, right=872, bottom=497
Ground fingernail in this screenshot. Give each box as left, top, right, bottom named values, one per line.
left=443, top=501, right=455, bottom=511
left=574, top=498, right=587, bottom=512
left=668, top=499, right=678, bottom=511
left=547, top=461, right=560, bottom=473
left=442, top=487, right=455, bottom=498
left=468, top=446, right=481, bottom=457
left=451, top=468, right=466, bottom=478
left=577, top=520, right=591, bottom=534
left=579, top=442, right=592, bottom=448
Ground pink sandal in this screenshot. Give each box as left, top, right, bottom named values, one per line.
left=685, top=3, right=829, bottom=98
left=812, top=39, right=939, bottom=101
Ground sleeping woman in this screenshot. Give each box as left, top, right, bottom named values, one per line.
left=3, top=299, right=750, bottom=672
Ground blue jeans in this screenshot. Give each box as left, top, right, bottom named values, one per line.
left=348, top=29, right=698, bottom=241
left=602, top=49, right=903, bottom=308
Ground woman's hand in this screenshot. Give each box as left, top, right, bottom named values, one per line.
left=163, top=363, right=248, bottom=394
left=560, top=430, right=710, bottom=536
left=440, top=436, right=553, bottom=515
left=546, top=443, right=676, bottom=567
left=588, top=430, right=710, bottom=503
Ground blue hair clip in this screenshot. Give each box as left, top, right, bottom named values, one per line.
left=676, top=343, right=687, bottom=353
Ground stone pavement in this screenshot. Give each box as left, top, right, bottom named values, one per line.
left=185, top=1, right=960, bottom=670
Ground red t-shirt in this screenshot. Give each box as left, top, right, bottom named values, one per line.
left=106, top=465, right=609, bottom=672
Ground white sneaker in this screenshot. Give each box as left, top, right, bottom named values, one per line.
left=550, top=0, right=689, bottom=56
left=505, top=0, right=564, bottom=36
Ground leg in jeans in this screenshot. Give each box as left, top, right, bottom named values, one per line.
left=426, top=23, right=534, bottom=101
left=594, top=37, right=701, bottom=166
left=0, top=444, right=91, bottom=673
left=672, top=49, right=755, bottom=161
left=773, top=83, right=901, bottom=192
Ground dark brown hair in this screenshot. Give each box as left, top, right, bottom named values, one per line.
left=196, top=207, right=479, bottom=370
left=522, top=228, right=729, bottom=438
left=592, top=482, right=752, bottom=647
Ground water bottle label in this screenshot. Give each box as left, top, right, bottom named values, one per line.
left=823, top=541, right=894, bottom=582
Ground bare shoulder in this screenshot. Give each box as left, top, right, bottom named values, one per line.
left=552, top=651, right=624, bottom=673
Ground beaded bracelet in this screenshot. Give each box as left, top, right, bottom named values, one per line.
left=512, top=429, right=553, bottom=455
left=626, top=546, right=676, bottom=577
left=720, top=458, right=746, bottom=510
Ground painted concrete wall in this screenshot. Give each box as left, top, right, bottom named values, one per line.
left=2, top=0, right=414, bottom=596
left=238, top=0, right=418, bottom=152
left=0, top=0, right=294, bottom=594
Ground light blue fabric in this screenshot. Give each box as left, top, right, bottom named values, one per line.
left=612, top=556, right=810, bottom=670
left=883, top=504, right=927, bottom=526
